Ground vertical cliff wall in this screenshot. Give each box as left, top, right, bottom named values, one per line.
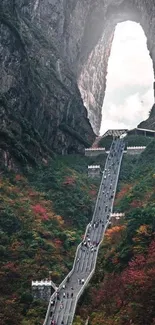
left=1, top=0, right=155, bottom=166
left=0, top=0, right=95, bottom=168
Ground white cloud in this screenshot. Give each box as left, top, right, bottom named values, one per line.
left=100, top=21, right=154, bottom=135
left=106, top=22, right=154, bottom=88
left=100, top=119, right=127, bottom=133
left=100, top=88, right=154, bottom=135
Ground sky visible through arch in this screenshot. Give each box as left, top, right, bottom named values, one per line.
left=100, top=21, right=154, bottom=135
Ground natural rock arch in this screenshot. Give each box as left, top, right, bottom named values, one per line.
left=1, top=0, right=155, bottom=162
left=60, top=0, right=155, bottom=134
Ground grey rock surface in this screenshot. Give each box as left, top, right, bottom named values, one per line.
left=1, top=0, right=155, bottom=166
left=0, top=0, right=95, bottom=167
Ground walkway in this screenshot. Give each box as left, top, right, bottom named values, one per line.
left=102, top=129, right=127, bottom=138
left=43, top=138, right=125, bottom=325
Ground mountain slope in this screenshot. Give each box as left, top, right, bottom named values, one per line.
left=73, top=139, right=155, bottom=325
left=0, top=154, right=105, bottom=325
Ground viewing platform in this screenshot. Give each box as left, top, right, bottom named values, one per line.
left=32, top=280, right=52, bottom=287
left=126, top=146, right=146, bottom=154
left=88, top=165, right=101, bottom=178
left=85, top=146, right=146, bottom=157
left=32, top=280, right=53, bottom=302
left=109, top=213, right=125, bottom=226
left=85, top=147, right=105, bottom=156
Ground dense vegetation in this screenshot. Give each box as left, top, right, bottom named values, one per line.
left=2, top=134, right=155, bottom=325
left=0, top=154, right=104, bottom=325
left=98, top=134, right=152, bottom=150
left=124, top=134, right=152, bottom=148
left=73, top=139, right=155, bottom=325
left=98, top=135, right=113, bottom=149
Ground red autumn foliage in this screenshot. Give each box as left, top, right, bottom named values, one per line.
left=130, top=200, right=143, bottom=208
left=147, top=239, right=155, bottom=260
left=3, top=262, right=17, bottom=271
left=115, top=184, right=132, bottom=201
left=63, top=176, right=76, bottom=186
left=89, top=189, right=97, bottom=198
left=32, top=204, right=48, bottom=220
left=15, top=174, right=25, bottom=182
left=53, top=238, right=63, bottom=248
left=83, top=235, right=155, bottom=325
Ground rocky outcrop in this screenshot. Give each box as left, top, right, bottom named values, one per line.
left=1, top=0, right=155, bottom=167
left=138, top=103, right=155, bottom=130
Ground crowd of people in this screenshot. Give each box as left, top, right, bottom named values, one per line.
left=45, top=138, right=125, bottom=325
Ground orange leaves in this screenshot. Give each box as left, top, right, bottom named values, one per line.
left=133, top=224, right=152, bottom=254
left=54, top=214, right=64, bottom=225
left=106, top=225, right=125, bottom=237
left=10, top=240, right=22, bottom=254
left=137, top=224, right=150, bottom=236
left=0, top=163, right=94, bottom=325
left=105, top=225, right=125, bottom=244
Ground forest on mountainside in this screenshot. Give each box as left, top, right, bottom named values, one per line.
left=73, top=138, right=155, bottom=325
left=0, top=154, right=104, bottom=325
left=1, top=136, right=155, bottom=325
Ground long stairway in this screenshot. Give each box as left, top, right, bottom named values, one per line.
left=43, top=138, right=125, bottom=325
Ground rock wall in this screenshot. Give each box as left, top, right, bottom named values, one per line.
left=1, top=0, right=155, bottom=166
left=0, top=0, right=95, bottom=168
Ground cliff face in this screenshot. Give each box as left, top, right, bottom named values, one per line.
left=1, top=0, right=155, bottom=167
left=0, top=0, right=95, bottom=168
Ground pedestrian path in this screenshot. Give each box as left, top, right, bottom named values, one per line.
left=43, top=138, right=125, bottom=325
